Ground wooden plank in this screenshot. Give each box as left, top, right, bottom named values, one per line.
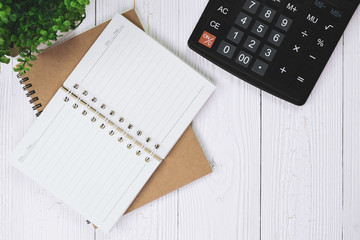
left=261, top=30, right=344, bottom=240
left=0, top=2, right=97, bottom=240
left=343, top=8, right=360, bottom=240
left=177, top=1, right=261, bottom=240
left=94, top=1, right=178, bottom=239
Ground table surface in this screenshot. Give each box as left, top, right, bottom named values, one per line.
left=1, top=1, right=359, bottom=239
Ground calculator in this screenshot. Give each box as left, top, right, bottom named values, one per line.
left=188, top=0, right=359, bottom=105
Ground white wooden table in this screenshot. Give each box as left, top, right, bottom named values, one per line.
left=1, top=1, right=359, bottom=239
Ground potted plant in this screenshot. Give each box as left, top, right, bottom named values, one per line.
left=0, top=0, right=89, bottom=75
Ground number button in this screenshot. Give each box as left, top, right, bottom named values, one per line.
left=259, top=45, right=277, bottom=61
left=267, top=30, right=285, bottom=47
left=251, top=59, right=269, bottom=76
left=235, top=51, right=253, bottom=68
left=216, top=41, right=236, bottom=59
left=227, top=27, right=244, bottom=44
left=251, top=21, right=269, bottom=38
left=275, top=15, right=293, bottom=32
left=259, top=6, right=276, bottom=23
left=235, top=12, right=253, bottom=29
left=244, top=36, right=261, bottom=53
left=243, top=0, right=260, bottom=14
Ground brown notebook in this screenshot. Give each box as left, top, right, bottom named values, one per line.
left=17, top=9, right=212, bottom=213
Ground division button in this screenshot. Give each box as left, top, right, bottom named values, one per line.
left=251, top=59, right=269, bottom=76
left=243, top=0, right=260, bottom=14
left=216, top=40, right=236, bottom=59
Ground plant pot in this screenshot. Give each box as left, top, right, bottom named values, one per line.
left=9, top=47, right=19, bottom=58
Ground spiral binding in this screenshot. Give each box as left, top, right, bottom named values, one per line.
left=16, top=73, right=43, bottom=117
left=62, top=84, right=162, bottom=163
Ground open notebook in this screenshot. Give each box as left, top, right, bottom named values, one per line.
left=10, top=13, right=215, bottom=232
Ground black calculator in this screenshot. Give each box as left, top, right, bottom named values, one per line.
left=188, top=0, right=359, bottom=105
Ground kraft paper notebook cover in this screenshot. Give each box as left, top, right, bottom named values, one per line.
left=13, top=10, right=214, bottom=230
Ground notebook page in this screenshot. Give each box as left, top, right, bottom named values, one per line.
left=63, top=13, right=215, bottom=159
left=9, top=88, right=161, bottom=232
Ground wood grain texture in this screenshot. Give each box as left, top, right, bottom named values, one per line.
left=0, top=2, right=96, bottom=240
left=343, top=7, right=360, bottom=240
left=176, top=1, right=261, bottom=240
left=260, top=22, right=344, bottom=240
left=0, top=1, right=359, bottom=240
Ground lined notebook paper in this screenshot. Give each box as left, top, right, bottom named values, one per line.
left=10, top=13, right=215, bottom=232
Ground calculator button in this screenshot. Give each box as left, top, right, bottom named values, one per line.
left=235, top=12, right=253, bottom=29
left=244, top=36, right=261, bottom=53
left=217, top=41, right=236, bottom=59
left=312, top=0, right=327, bottom=13
left=267, top=30, right=285, bottom=47
left=251, top=21, right=269, bottom=38
left=307, top=53, right=320, bottom=65
left=296, top=28, right=312, bottom=42
left=259, top=45, right=277, bottom=61
left=243, top=0, right=261, bottom=14
left=314, top=37, right=327, bottom=51
left=270, top=58, right=297, bottom=86
left=235, top=51, right=253, bottom=68
left=227, top=27, right=244, bottom=44
left=323, top=23, right=336, bottom=33
left=288, top=43, right=306, bottom=57
left=328, top=5, right=343, bottom=20
left=284, top=0, right=300, bottom=16
left=251, top=59, right=269, bottom=76
left=304, top=11, right=320, bottom=26
left=268, top=0, right=283, bottom=9
left=215, top=3, right=231, bottom=16
left=208, top=19, right=223, bottom=32
left=259, top=6, right=277, bottom=23
left=275, top=15, right=293, bottom=32
left=199, top=31, right=217, bottom=48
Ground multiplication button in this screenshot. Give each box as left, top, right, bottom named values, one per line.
left=235, top=12, right=253, bottom=29
left=217, top=40, right=236, bottom=59
left=235, top=51, right=253, bottom=68
left=251, top=59, right=269, bottom=76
